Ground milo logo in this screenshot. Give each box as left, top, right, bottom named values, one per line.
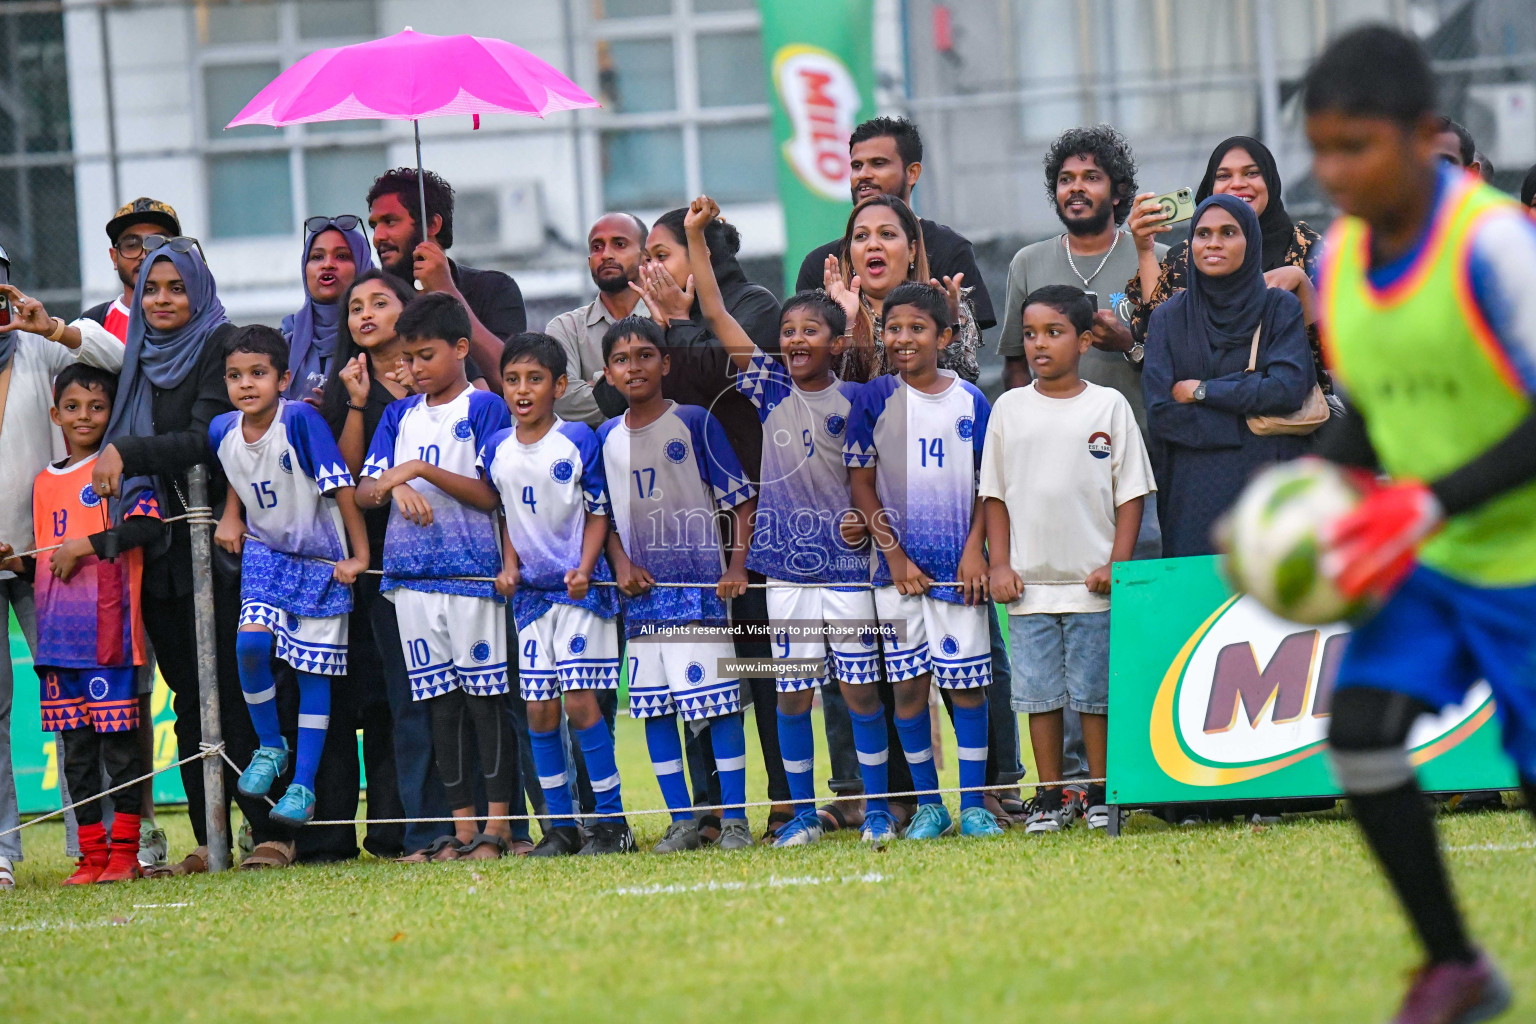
left=1151, top=595, right=1493, bottom=787
left=771, top=44, right=862, bottom=201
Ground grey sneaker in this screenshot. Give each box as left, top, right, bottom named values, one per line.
left=1025, top=788, right=1067, bottom=835
left=653, top=819, right=701, bottom=854
left=717, top=818, right=753, bottom=850
left=138, top=822, right=169, bottom=868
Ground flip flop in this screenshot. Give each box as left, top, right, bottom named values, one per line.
left=507, top=839, right=534, bottom=857
left=457, top=833, right=508, bottom=860
left=760, top=810, right=795, bottom=844
left=0, top=859, right=14, bottom=890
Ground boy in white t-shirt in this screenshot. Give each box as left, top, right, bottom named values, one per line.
left=981, top=285, right=1153, bottom=834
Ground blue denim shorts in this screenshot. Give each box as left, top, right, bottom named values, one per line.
left=1008, top=610, right=1110, bottom=715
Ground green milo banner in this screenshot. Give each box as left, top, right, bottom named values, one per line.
left=1108, top=556, right=1516, bottom=806
left=10, top=607, right=186, bottom=813
left=758, top=0, right=876, bottom=292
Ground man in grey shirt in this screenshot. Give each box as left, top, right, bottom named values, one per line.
left=999, top=125, right=1166, bottom=436
left=997, top=126, right=1165, bottom=817
left=547, top=213, right=649, bottom=426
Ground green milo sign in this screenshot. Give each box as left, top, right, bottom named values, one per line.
left=1107, top=556, right=1515, bottom=806
left=758, top=0, right=876, bottom=292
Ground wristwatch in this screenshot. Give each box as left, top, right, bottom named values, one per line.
left=1193, top=381, right=1207, bottom=402
left=1125, top=341, right=1144, bottom=365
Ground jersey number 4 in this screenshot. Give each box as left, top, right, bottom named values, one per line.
left=521, top=486, right=537, bottom=514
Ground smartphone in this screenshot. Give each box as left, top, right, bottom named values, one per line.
left=1153, top=187, right=1196, bottom=224
left=0, top=292, right=10, bottom=328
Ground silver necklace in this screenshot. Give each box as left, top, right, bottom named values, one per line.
left=1062, top=230, right=1121, bottom=289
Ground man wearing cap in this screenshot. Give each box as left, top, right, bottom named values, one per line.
left=85, top=198, right=183, bottom=342
left=0, top=243, right=127, bottom=891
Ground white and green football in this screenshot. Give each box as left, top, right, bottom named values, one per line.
left=1220, top=459, right=1365, bottom=625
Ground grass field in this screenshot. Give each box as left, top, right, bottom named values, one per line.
left=4, top=715, right=1536, bottom=1023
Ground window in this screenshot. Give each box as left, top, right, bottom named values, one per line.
left=197, top=2, right=383, bottom=239
left=587, top=1, right=775, bottom=210
left=209, top=153, right=294, bottom=238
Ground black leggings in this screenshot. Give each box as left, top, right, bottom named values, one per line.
left=428, top=689, right=514, bottom=809
left=62, top=727, right=143, bottom=825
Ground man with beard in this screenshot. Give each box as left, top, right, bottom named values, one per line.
left=548, top=213, right=649, bottom=426
left=997, top=126, right=1163, bottom=829
left=795, top=117, right=995, bottom=333
left=366, top=167, right=526, bottom=378
left=998, top=125, right=1162, bottom=433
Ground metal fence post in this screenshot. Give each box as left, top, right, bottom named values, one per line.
left=186, top=465, right=231, bottom=872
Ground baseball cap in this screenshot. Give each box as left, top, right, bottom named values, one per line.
left=106, top=198, right=182, bottom=244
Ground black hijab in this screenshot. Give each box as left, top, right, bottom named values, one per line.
left=1195, top=136, right=1294, bottom=273
left=1181, top=194, right=1268, bottom=359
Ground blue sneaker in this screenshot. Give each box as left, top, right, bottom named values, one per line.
left=959, top=806, right=1005, bottom=837
left=859, top=808, right=899, bottom=849
left=269, top=783, right=316, bottom=828
left=902, top=803, right=954, bottom=840
left=237, top=742, right=289, bottom=798
left=772, top=810, right=824, bottom=849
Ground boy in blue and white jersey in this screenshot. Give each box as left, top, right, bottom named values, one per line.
left=355, top=293, right=518, bottom=860
left=598, top=315, right=759, bottom=853
left=211, top=326, right=370, bottom=827
left=681, top=197, right=878, bottom=848
left=845, top=281, right=1003, bottom=841
left=480, top=332, right=632, bottom=857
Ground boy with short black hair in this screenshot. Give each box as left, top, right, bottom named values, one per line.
left=844, top=281, right=1003, bottom=841
left=3, top=364, right=165, bottom=883
left=981, top=285, right=1150, bottom=835
left=211, top=325, right=370, bottom=828
left=356, top=293, right=516, bottom=859
left=481, top=331, right=633, bottom=856
left=1295, top=22, right=1536, bottom=1019
left=598, top=314, right=759, bottom=853
left=683, top=196, right=876, bottom=848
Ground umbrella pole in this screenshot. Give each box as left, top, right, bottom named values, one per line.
left=414, top=118, right=428, bottom=242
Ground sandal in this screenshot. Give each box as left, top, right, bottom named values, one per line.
left=145, top=847, right=208, bottom=879
left=0, top=857, right=14, bottom=890
left=237, top=840, right=296, bottom=871
left=760, top=810, right=795, bottom=845
left=697, top=814, right=722, bottom=846
left=998, top=794, right=1028, bottom=822
left=457, top=833, right=508, bottom=861
left=394, top=835, right=458, bottom=864
left=816, top=799, right=864, bottom=833
left=507, top=839, right=534, bottom=857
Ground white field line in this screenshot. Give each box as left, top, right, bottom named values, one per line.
left=1446, top=840, right=1536, bottom=853
left=605, top=871, right=888, bottom=898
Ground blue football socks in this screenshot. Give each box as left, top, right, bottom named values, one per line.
left=777, top=707, right=816, bottom=812
left=710, top=713, right=748, bottom=820
left=848, top=705, right=891, bottom=814
left=894, top=707, right=942, bottom=806
left=235, top=630, right=284, bottom=750
left=575, top=720, right=624, bottom=819
left=952, top=700, right=989, bottom=811
left=644, top=715, right=693, bottom=822
left=293, top=671, right=331, bottom=792
left=530, top=725, right=577, bottom=828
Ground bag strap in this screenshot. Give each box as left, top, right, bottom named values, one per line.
left=0, top=359, right=14, bottom=448
left=1246, top=322, right=1262, bottom=373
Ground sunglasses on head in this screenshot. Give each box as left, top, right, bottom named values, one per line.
left=306, top=214, right=362, bottom=234
left=143, top=235, right=206, bottom=260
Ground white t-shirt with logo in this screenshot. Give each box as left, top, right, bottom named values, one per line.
left=977, top=381, right=1154, bottom=615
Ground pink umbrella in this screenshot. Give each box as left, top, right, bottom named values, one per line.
left=226, top=27, right=599, bottom=230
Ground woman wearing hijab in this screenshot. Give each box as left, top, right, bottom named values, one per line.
left=1126, top=136, right=1328, bottom=390
left=91, top=244, right=291, bottom=874
left=283, top=216, right=374, bottom=400
left=1142, top=194, right=1314, bottom=558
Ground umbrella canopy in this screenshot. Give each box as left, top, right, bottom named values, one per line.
left=226, top=28, right=599, bottom=128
